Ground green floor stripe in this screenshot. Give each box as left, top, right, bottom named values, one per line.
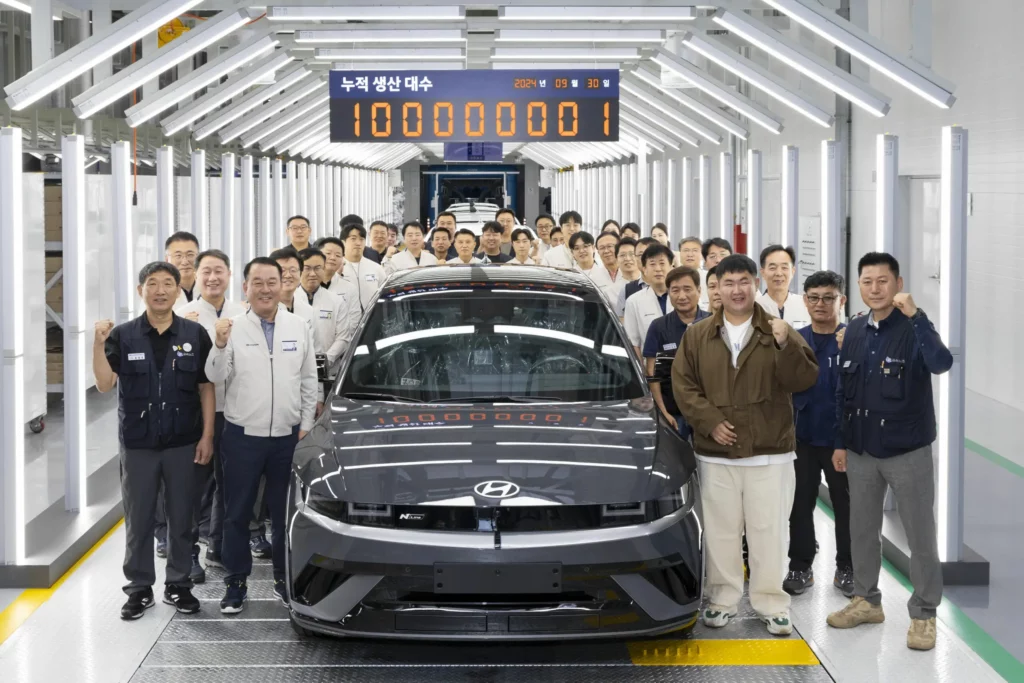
left=815, top=499, right=1023, bottom=683
left=965, top=438, right=1024, bottom=479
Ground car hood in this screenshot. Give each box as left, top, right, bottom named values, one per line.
left=298, top=397, right=693, bottom=506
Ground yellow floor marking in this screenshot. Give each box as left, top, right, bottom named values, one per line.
left=628, top=638, right=820, bottom=666
left=0, top=518, right=124, bottom=645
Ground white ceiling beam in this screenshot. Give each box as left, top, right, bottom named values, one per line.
left=193, top=63, right=311, bottom=141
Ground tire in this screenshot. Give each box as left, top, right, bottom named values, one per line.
left=289, top=614, right=319, bottom=639
left=29, top=417, right=45, bottom=434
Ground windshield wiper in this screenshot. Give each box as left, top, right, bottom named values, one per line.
left=341, top=392, right=422, bottom=403
left=431, top=395, right=566, bottom=404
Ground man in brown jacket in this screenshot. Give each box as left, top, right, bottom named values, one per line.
left=673, top=254, right=818, bottom=636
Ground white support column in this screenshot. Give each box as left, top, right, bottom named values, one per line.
left=31, top=0, right=54, bottom=73
left=333, top=166, right=343, bottom=235
left=665, top=159, right=676, bottom=241
left=239, top=155, right=255, bottom=297
left=286, top=160, right=298, bottom=219
left=142, top=31, right=159, bottom=100
left=111, top=141, right=134, bottom=324
left=91, top=0, right=113, bottom=84
left=191, top=151, right=208, bottom=249
left=340, top=167, right=350, bottom=219
left=317, top=165, right=328, bottom=241
left=698, top=154, right=711, bottom=242
left=747, top=150, right=763, bottom=261
left=156, top=146, right=175, bottom=255
left=220, top=153, right=236, bottom=300
left=681, top=157, right=693, bottom=239
left=782, top=145, right=799, bottom=254
left=821, top=140, right=842, bottom=275
left=312, top=165, right=323, bottom=234
left=636, top=142, right=648, bottom=231
left=876, top=133, right=899, bottom=255
left=62, top=135, right=87, bottom=512
left=297, top=163, right=308, bottom=215
left=651, top=161, right=662, bottom=228
left=938, top=125, right=968, bottom=563
left=719, top=151, right=734, bottom=241
left=0, top=128, right=26, bottom=564
left=259, top=157, right=272, bottom=255
left=273, top=159, right=285, bottom=243
left=627, top=163, right=637, bottom=223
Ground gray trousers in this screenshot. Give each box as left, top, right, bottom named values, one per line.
left=847, top=445, right=943, bottom=619
left=120, top=443, right=200, bottom=593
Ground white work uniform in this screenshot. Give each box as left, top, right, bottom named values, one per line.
left=173, top=288, right=190, bottom=312
left=300, top=285, right=359, bottom=366
left=756, top=290, right=812, bottom=329
left=176, top=296, right=247, bottom=411
left=541, top=244, right=575, bottom=269
left=615, top=277, right=645, bottom=318
left=384, top=249, right=438, bottom=275
left=508, top=256, right=536, bottom=265
left=340, top=257, right=387, bottom=313
left=624, top=286, right=668, bottom=350
left=447, top=256, right=483, bottom=265
left=575, top=262, right=616, bottom=305
left=535, top=240, right=550, bottom=259
left=205, top=308, right=319, bottom=436
left=280, top=297, right=324, bottom=402
left=698, top=267, right=710, bottom=311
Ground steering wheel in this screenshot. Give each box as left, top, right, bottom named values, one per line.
left=527, top=355, right=589, bottom=376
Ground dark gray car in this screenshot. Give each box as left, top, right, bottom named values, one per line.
left=286, top=264, right=703, bottom=640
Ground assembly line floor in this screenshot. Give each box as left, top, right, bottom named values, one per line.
left=0, top=507, right=1004, bottom=683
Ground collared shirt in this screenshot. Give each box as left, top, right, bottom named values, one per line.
left=756, top=290, right=812, bottom=329
left=362, top=246, right=386, bottom=264
left=259, top=317, right=275, bottom=351
left=624, top=286, right=669, bottom=349
left=340, top=257, right=387, bottom=312
left=447, top=256, right=483, bottom=264
left=614, top=276, right=644, bottom=318
left=794, top=323, right=845, bottom=448
left=104, top=313, right=212, bottom=382
left=642, top=308, right=710, bottom=416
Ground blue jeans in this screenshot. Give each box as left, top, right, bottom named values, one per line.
left=220, top=421, right=298, bottom=583
left=673, top=415, right=693, bottom=441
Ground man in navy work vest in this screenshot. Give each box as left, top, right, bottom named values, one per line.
left=827, top=252, right=953, bottom=652
left=784, top=270, right=853, bottom=598
left=93, top=262, right=215, bottom=620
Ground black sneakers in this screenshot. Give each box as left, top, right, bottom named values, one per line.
left=155, top=538, right=167, bottom=559
left=783, top=569, right=815, bottom=595
left=249, top=534, right=272, bottom=559
left=163, top=585, right=201, bottom=614
left=190, top=550, right=206, bottom=584
left=274, top=579, right=289, bottom=606
left=204, top=547, right=224, bottom=569
left=834, top=566, right=855, bottom=598
left=220, top=580, right=248, bottom=614
left=121, top=589, right=155, bottom=620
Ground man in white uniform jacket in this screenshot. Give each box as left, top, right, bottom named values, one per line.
left=340, top=223, right=387, bottom=313
left=755, top=245, right=812, bottom=330
left=624, top=244, right=675, bottom=358
left=540, top=210, right=583, bottom=269
left=568, top=232, right=616, bottom=304
left=176, top=249, right=246, bottom=572
left=205, top=257, right=318, bottom=615
left=384, top=221, right=438, bottom=274
left=297, top=247, right=359, bottom=369
left=447, top=228, right=484, bottom=264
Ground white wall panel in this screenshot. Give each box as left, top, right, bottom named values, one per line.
left=22, top=175, right=46, bottom=425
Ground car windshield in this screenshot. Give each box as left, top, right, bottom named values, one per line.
left=341, top=286, right=644, bottom=402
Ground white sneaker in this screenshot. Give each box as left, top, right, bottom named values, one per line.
left=702, top=605, right=737, bottom=628
left=761, top=612, right=793, bottom=636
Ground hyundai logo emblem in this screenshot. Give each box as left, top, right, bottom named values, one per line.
left=474, top=480, right=521, bottom=499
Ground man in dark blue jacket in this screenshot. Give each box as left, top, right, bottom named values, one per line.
left=784, top=271, right=852, bottom=597
left=826, top=253, right=953, bottom=652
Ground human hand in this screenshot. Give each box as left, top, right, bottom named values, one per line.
left=299, top=429, right=308, bottom=440
left=836, top=327, right=846, bottom=350
left=182, top=310, right=200, bottom=323
left=315, top=401, right=324, bottom=418
left=893, top=293, right=918, bottom=318
left=94, top=320, right=115, bottom=344
left=832, top=449, right=847, bottom=473
left=663, top=413, right=678, bottom=431
left=711, top=421, right=738, bottom=447
left=770, top=318, right=790, bottom=347
left=195, top=436, right=214, bottom=465
left=214, top=318, right=233, bottom=348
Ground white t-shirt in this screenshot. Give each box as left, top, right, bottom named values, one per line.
left=723, top=316, right=753, bottom=368
left=756, top=290, right=811, bottom=329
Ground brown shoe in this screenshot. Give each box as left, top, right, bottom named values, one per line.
left=907, top=618, right=937, bottom=650
left=827, top=596, right=885, bottom=628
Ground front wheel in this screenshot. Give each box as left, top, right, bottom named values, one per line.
left=29, top=417, right=45, bottom=434
left=289, top=613, right=319, bottom=639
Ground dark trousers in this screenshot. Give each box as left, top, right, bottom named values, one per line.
left=121, top=443, right=199, bottom=593
left=788, top=441, right=852, bottom=572
left=221, top=421, right=298, bottom=583
left=670, top=414, right=693, bottom=441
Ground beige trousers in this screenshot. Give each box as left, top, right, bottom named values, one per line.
left=698, top=459, right=796, bottom=616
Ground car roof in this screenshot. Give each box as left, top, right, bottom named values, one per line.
left=383, top=264, right=598, bottom=293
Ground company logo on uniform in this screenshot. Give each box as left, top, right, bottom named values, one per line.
left=473, top=480, right=520, bottom=499
left=171, top=344, right=194, bottom=357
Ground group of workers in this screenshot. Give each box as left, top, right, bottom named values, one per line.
left=92, top=205, right=952, bottom=654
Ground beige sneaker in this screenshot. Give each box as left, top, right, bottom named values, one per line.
left=827, top=596, right=885, bottom=628
left=907, top=618, right=937, bottom=650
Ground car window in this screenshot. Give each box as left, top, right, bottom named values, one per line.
left=341, top=289, right=643, bottom=402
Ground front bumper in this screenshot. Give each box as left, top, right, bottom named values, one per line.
left=285, top=500, right=703, bottom=641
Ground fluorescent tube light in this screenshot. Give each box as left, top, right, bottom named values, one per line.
left=719, top=151, right=734, bottom=239
left=72, top=8, right=251, bottom=119
left=760, top=0, right=955, bottom=108
left=315, top=47, right=465, bottom=61
left=619, top=97, right=700, bottom=147
left=246, top=94, right=331, bottom=148
left=161, top=52, right=294, bottom=136
left=273, top=117, right=331, bottom=156
left=651, top=47, right=783, bottom=135
left=332, top=62, right=465, bottom=71
left=268, top=5, right=464, bottom=21
left=875, top=133, right=897, bottom=254
left=712, top=9, right=890, bottom=118
left=296, top=29, right=466, bottom=44
left=619, top=113, right=679, bottom=150
left=680, top=32, right=834, bottom=128
left=0, top=0, right=30, bottom=12
left=125, top=34, right=280, bottom=127
left=218, top=77, right=326, bottom=144
left=619, top=82, right=722, bottom=144
left=491, top=62, right=624, bottom=70
left=194, top=64, right=311, bottom=141
left=4, top=0, right=203, bottom=110
left=499, top=6, right=695, bottom=21
left=495, top=29, right=664, bottom=43
left=491, top=47, right=640, bottom=60
left=628, top=65, right=749, bottom=140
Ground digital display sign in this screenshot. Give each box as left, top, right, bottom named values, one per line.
left=329, top=70, right=619, bottom=143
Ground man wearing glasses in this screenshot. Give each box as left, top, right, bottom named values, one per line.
left=285, top=216, right=312, bottom=253
left=785, top=271, right=852, bottom=597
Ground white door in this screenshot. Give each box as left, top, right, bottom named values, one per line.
left=907, top=178, right=942, bottom=325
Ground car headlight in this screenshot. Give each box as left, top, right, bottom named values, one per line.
left=306, top=490, right=394, bottom=527
left=599, top=478, right=695, bottom=526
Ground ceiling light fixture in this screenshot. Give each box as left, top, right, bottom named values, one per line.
left=193, top=64, right=311, bottom=141
left=314, top=47, right=465, bottom=61
left=619, top=81, right=722, bottom=144
left=495, top=29, right=665, bottom=43
left=268, top=5, right=464, bottom=21
left=628, top=65, right=749, bottom=139
left=499, top=6, right=695, bottom=21
left=295, top=29, right=466, bottom=44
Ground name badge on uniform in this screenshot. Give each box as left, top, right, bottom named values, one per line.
left=365, top=274, right=377, bottom=282
left=319, top=309, right=332, bottom=319
left=282, top=340, right=298, bottom=352
left=844, top=360, right=851, bottom=368
left=127, top=352, right=146, bottom=361
left=662, top=342, right=678, bottom=351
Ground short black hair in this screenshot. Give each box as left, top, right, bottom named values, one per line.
left=269, top=247, right=302, bottom=269
left=287, top=215, right=310, bottom=228
left=535, top=213, right=555, bottom=226
left=601, top=219, right=620, bottom=232
left=651, top=222, right=669, bottom=237
left=340, top=213, right=363, bottom=228
left=568, top=231, right=595, bottom=249
left=297, top=247, right=326, bottom=267
left=715, top=253, right=758, bottom=279
left=431, top=226, right=453, bottom=240
left=858, top=251, right=900, bottom=278
left=596, top=231, right=620, bottom=248
left=510, top=227, right=534, bottom=243
left=759, top=244, right=797, bottom=268
left=138, top=261, right=180, bottom=286
left=402, top=220, right=425, bottom=237
left=679, top=236, right=702, bottom=249
left=804, top=270, right=845, bottom=293
left=549, top=226, right=563, bottom=237
left=558, top=210, right=582, bottom=227
left=637, top=236, right=658, bottom=249
left=641, top=244, right=674, bottom=267
left=341, top=223, right=367, bottom=240
left=702, top=237, right=733, bottom=260
left=436, top=211, right=457, bottom=224
left=195, top=249, right=230, bottom=270
left=616, top=237, right=637, bottom=256
left=453, top=228, right=478, bottom=242
left=387, top=223, right=398, bottom=235
left=620, top=222, right=641, bottom=237
left=244, top=256, right=284, bottom=280
left=369, top=220, right=389, bottom=232
left=495, top=207, right=516, bottom=221
left=481, top=221, right=503, bottom=235
left=315, top=236, right=344, bottom=253
left=165, top=231, right=199, bottom=250
left=666, top=265, right=701, bottom=290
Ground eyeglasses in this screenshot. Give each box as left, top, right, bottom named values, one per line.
left=279, top=267, right=300, bottom=276
left=806, top=295, right=838, bottom=305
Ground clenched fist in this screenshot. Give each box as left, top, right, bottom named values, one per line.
left=770, top=317, right=790, bottom=347
left=836, top=327, right=846, bottom=350
left=182, top=310, right=200, bottom=323
left=893, top=292, right=918, bottom=318
left=214, top=318, right=233, bottom=348
left=94, top=320, right=115, bottom=344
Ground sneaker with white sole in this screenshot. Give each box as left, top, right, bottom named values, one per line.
left=761, top=612, right=793, bottom=636
left=702, top=605, right=737, bottom=628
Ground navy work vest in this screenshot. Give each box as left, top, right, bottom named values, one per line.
left=116, top=316, right=205, bottom=450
